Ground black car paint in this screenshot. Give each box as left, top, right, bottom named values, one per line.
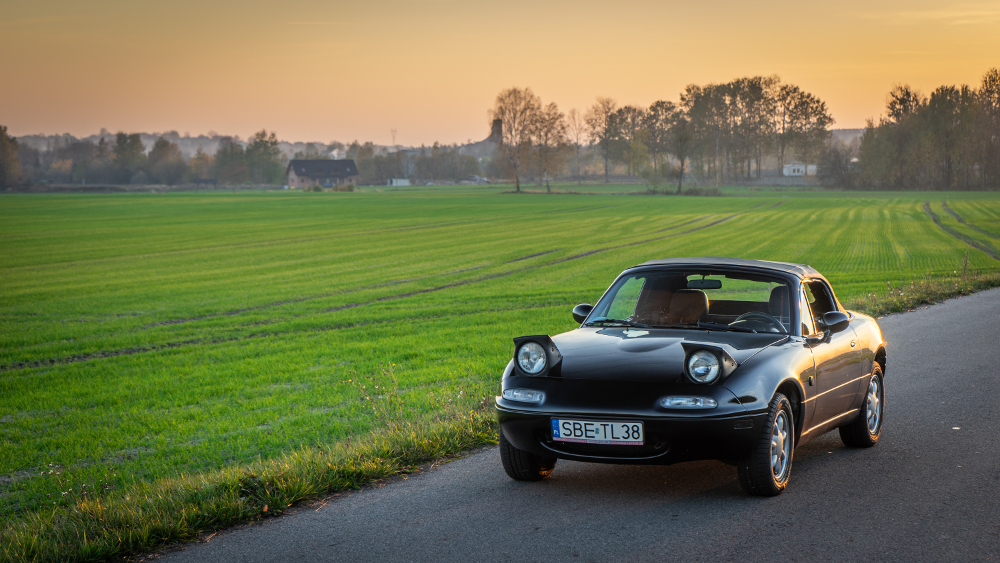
left=496, top=258, right=887, bottom=466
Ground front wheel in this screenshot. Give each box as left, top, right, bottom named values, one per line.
left=840, top=365, right=884, bottom=448
left=738, top=393, right=794, bottom=496
left=499, top=429, right=556, bottom=481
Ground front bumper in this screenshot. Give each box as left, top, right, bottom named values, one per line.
left=496, top=404, right=766, bottom=465
left=496, top=388, right=767, bottom=465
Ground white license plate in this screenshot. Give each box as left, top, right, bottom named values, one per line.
left=551, top=418, right=644, bottom=445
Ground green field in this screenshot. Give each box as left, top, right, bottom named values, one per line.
left=2, top=186, right=1000, bottom=525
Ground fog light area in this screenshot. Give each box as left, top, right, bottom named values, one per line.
left=660, top=396, right=718, bottom=409
left=502, top=388, right=545, bottom=404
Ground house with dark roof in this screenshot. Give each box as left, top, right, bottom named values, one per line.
left=286, top=159, right=360, bottom=187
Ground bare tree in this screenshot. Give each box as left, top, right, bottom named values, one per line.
left=489, top=87, right=541, bottom=192
left=584, top=97, right=618, bottom=183
left=566, top=108, right=586, bottom=184
left=531, top=102, right=567, bottom=192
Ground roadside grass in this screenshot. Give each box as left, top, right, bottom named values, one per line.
left=2, top=188, right=1000, bottom=561
left=1, top=376, right=498, bottom=563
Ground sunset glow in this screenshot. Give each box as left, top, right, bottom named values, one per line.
left=2, top=0, right=997, bottom=145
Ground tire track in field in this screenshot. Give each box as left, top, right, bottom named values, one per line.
left=923, top=202, right=1000, bottom=261
left=0, top=303, right=561, bottom=373
left=942, top=201, right=1000, bottom=240
left=7, top=204, right=616, bottom=273
left=143, top=249, right=558, bottom=328
left=3, top=208, right=753, bottom=371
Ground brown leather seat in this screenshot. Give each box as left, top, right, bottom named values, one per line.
left=633, top=279, right=673, bottom=325
left=665, top=289, right=708, bottom=324
left=769, top=286, right=789, bottom=323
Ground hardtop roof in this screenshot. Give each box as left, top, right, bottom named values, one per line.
left=634, top=257, right=822, bottom=279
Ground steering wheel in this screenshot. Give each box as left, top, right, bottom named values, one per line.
left=731, top=311, right=785, bottom=333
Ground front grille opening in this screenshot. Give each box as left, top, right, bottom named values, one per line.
left=538, top=430, right=669, bottom=459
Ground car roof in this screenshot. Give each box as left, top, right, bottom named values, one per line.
left=633, top=257, right=822, bottom=279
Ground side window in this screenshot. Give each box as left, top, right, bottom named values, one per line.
left=798, top=287, right=816, bottom=336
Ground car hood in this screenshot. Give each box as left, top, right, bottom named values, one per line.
left=550, top=327, right=787, bottom=382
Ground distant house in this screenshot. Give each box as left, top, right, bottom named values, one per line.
left=782, top=163, right=817, bottom=177
left=286, top=159, right=359, bottom=187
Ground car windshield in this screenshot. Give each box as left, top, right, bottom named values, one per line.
left=587, top=270, right=792, bottom=334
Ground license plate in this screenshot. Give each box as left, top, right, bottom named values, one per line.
left=551, top=418, right=644, bottom=445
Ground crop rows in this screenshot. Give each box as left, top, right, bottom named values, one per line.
left=1, top=188, right=999, bottom=519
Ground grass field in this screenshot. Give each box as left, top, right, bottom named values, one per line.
left=2, top=186, right=1000, bottom=558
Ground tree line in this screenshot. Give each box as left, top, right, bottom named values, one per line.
left=0, top=129, right=287, bottom=187
left=348, top=141, right=482, bottom=186
left=820, top=68, right=1000, bottom=190
left=489, top=75, right=834, bottom=192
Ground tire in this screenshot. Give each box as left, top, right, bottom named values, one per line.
left=840, top=365, right=884, bottom=448
left=499, top=428, right=556, bottom=481
left=738, top=393, right=794, bottom=496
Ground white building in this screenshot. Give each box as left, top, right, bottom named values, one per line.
left=783, top=163, right=816, bottom=177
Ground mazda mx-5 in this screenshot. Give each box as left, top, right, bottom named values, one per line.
left=495, top=257, right=886, bottom=496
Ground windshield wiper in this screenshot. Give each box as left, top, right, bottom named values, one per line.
left=659, top=321, right=761, bottom=333
left=586, top=318, right=651, bottom=328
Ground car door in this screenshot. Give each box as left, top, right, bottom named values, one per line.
left=802, top=282, right=863, bottom=427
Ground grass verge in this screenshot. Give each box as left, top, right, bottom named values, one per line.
left=0, top=371, right=498, bottom=563
left=843, top=268, right=1000, bottom=318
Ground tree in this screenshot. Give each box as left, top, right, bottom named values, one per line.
left=584, top=97, right=618, bottom=182
left=791, top=93, right=834, bottom=176
left=531, top=102, right=567, bottom=192
left=187, top=147, right=215, bottom=180
left=294, top=142, right=330, bottom=160
left=146, top=137, right=187, bottom=185
left=818, top=139, right=859, bottom=189
left=489, top=87, right=540, bottom=192
left=245, top=129, right=283, bottom=184
left=565, top=108, right=586, bottom=183
left=668, top=113, right=693, bottom=193
left=886, top=85, right=924, bottom=123
left=214, top=137, right=248, bottom=184
left=113, top=132, right=145, bottom=183
left=644, top=101, right=676, bottom=175
left=0, top=125, right=21, bottom=188
left=611, top=105, right=647, bottom=175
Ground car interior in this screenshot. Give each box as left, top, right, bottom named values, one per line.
left=605, top=272, right=793, bottom=333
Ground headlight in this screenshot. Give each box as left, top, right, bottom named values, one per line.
left=501, top=388, right=544, bottom=403
left=517, top=342, right=547, bottom=374
left=687, top=350, right=720, bottom=383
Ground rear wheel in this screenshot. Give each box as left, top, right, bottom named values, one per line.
left=738, top=393, right=794, bottom=496
left=840, top=365, right=884, bottom=448
left=499, top=429, right=556, bottom=481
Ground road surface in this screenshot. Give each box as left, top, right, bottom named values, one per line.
left=161, top=287, right=1000, bottom=562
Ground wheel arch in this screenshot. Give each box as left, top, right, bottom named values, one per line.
left=775, top=378, right=805, bottom=443
left=874, top=346, right=886, bottom=376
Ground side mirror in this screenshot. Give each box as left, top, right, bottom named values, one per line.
left=572, top=303, right=593, bottom=324
left=820, top=311, right=851, bottom=334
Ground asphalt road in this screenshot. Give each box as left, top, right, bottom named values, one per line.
left=161, top=288, right=1000, bottom=563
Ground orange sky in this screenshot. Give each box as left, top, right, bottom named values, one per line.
left=2, top=0, right=998, bottom=146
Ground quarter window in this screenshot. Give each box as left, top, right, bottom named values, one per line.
left=799, top=288, right=816, bottom=336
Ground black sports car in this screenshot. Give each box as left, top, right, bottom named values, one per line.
left=496, top=257, right=886, bottom=496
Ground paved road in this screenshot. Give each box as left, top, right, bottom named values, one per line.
left=161, top=288, right=1000, bottom=562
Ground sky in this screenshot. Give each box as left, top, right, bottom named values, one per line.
left=2, top=0, right=998, bottom=147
